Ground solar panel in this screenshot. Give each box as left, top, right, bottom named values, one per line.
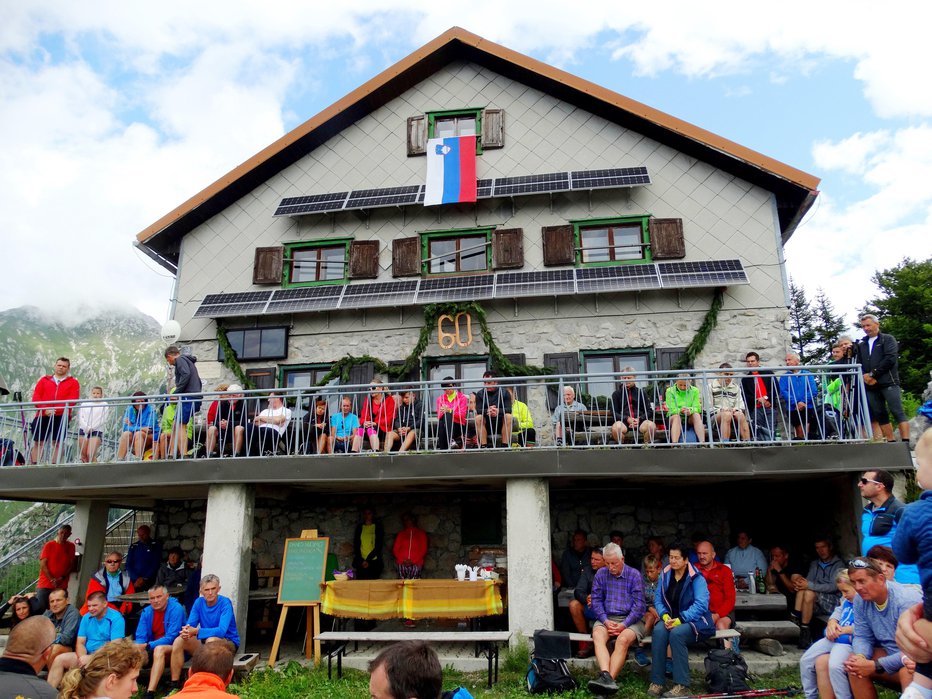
left=576, top=264, right=661, bottom=294
left=264, top=285, right=344, bottom=313
left=274, top=192, right=349, bottom=216
left=570, top=167, right=651, bottom=190
left=192, top=291, right=273, bottom=318
left=346, top=185, right=421, bottom=209
left=656, top=259, right=749, bottom=288
left=493, top=172, right=569, bottom=197
left=339, top=280, right=419, bottom=309
left=476, top=179, right=493, bottom=199
left=495, top=269, right=576, bottom=298
left=416, top=274, right=494, bottom=303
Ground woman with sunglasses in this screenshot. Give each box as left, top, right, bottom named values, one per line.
left=58, top=638, right=144, bottom=699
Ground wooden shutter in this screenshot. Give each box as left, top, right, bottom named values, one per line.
left=500, top=353, right=527, bottom=402
left=253, top=247, right=283, bottom=285
left=481, top=108, right=504, bottom=149
left=541, top=225, right=575, bottom=266
left=407, top=115, right=427, bottom=156
left=656, top=347, right=689, bottom=370
left=492, top=228, right=524, bottom=269
left=245, top=368, right=275, bottom=390
left=348, top=240, right=379, bottom=279
left=392, top=237, right=421, bottom=277
left=347, top=362, right=375, bottom=388
left=649, top=218, right=686, bottom=259
left=543, top=352, right=580, bottom=407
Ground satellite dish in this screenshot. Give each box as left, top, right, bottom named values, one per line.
left=160, top=320, right=182, bottom=344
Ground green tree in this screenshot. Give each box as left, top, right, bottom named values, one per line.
left=788, top=279, right=818, bottom=363
left=811, top=289, right=847, bottom=363
left=865, top=257, right=932, bottom=397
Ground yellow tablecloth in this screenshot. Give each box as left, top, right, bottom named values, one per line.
left=320, top=579, right=504, bottom=620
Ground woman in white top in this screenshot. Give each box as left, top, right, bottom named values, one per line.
left=76, top=387, right=109, bottom=463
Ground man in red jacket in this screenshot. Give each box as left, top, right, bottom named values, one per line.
left=30, top=357, right=80, bottom=464
left=393, top=513, right=428, bottom=628
left=696, top=541, right=736, bottom=637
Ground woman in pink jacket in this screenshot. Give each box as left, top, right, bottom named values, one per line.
left=435, top=377, right=468, bottom=450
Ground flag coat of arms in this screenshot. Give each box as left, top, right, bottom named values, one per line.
left=424, top=135, right=477, bottom=206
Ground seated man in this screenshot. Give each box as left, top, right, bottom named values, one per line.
left=206, top=385, right=250, bottom=457
left=560, top=529, right=593, bottom=592
left=778, top=353, right=820, bottom=440
left=46, top=590, right=125, bottom=688
left=385, top=390, right=423, bottom=452
left=610, top=369, right=656, bottom=445
left=665, top=376, right=705, bottom=443
left=329, top=396, right=360, bottom=454
left=117, top=391, right=161, bottom=460
left=791, top=537, right=845, bottom=648
left=0, top=616, right=58, bottom=699
left=696, top=541, right=736, bottom=640
left=765, top=545, right=808, bottom=610
left=475, top=372, right=512, bottom=448
left=741, top=352, right=777, bottom=441
left=706, top=363, right=750, bottom=442
left=569, top=547, right=605, bottom=658
left=826, top=557, right=921, bottom=699
left=506, top=387, right=536, bottom=447
left=587, top=543, right=645, bottom=696
left=435, top=378, right=468, bottom=450
left=135, top=584, right=185, bottom=699
left=43, top=588, right=81, bottom=668
left=551, top=386, right=586, bottom=447
left=168, top=574, right=240, bottom=692
left=82, top=550, right=135, bottom=616
left=250, top=391, right=292, bottom=456
left=156, top=547, right=190, bottom=590
left=724, top=530, right=768, bottom=590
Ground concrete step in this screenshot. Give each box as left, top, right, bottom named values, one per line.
left=737, top=620, right=800, bottom=640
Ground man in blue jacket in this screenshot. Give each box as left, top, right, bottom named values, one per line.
left=648, top=542, right=715, bottom=698
left=859, top=469, right=919, bottom=584
left=134, top=584, right=185, bottom=699
left=778, top=352, right=820, bottom=440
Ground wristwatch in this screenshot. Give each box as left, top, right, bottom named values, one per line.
left=874, top=660, right=884, bottom=674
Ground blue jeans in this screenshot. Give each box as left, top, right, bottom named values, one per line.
left=650, top=622, right=704, bottom=686
left=800, top=637, right=852, bottom=699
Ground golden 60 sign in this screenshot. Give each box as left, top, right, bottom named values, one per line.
left=437, top=312, right=474, bottom=349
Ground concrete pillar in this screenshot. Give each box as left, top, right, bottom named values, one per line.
left=506, top=478, right=553, bottom=647
left=70, top=500, right=109, bottom=604
left=201, top=484, right=254, bottom=648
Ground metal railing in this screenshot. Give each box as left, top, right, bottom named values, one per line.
left=0, top=364, right=871, bottom=466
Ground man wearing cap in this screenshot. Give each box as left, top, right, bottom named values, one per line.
left=206, top=385, right=250, bottom=457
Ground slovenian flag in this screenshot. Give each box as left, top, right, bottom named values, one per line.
left=424, top=135, right=477, bottom=206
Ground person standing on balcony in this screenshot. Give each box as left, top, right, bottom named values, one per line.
left=36, top=523, right=76, bottom=611
left=127, top=525, right=163, bottom=592
left=741, top=352, right=777, bottom=441
left=164, top=346, right=202, bottom=459
left=30, top=356, right=80, bottom=465
left=856, top=313, right=910, bottom=443
left=76, top=386, right=108, bottom=463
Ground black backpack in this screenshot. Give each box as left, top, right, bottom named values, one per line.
left=705, top=648, right=751, bottom=693
left=526, top=630, right=578, bottom=694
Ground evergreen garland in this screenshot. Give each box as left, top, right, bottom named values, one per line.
left=216, top=325, right=255, bottom=389
left=674, top=287, right=725, bottom=369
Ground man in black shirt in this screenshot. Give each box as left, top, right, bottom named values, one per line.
left=475, top=372, right=512, bottom=448
left=569, top=548, right=605, bottom=658
left=560, top=529, right=592, bottom=591
left=764, top=545, right=807, bottom=610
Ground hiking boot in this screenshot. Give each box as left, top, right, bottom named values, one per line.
left=587, top=671, right=618, bottom=695
left=756, top=638, right=784, bottom=656
left=576, top=641, right=594, bottom=659
left=798, top=626, right=812, bottom=649
left=662, top=684, right=691, bottom=698
left=634, top=647, right=651, bottom=666
left=647, top=683, right=665, bottom=697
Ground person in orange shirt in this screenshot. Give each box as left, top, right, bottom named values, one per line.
left=172, top=642, right=239, bottom=699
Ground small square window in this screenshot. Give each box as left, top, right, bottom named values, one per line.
left=427, top=109, right=483, bottom=154
left=284, top=240, right=350, bottom=286
left=422, top=230, right=492, bottom=275
left=575, top=217, right=651, bottom=266
left=219, top=327, right=288, bottom=362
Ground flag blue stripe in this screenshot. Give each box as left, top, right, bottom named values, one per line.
left=442, top=137, right=460, bottom=203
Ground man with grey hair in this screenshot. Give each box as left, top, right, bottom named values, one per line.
left=168, top=574, right=239, bottom=692
left=856, top=313, right=909, bottom=442
left=587, top=542, right=646, bottom=695
left=778, top=352, right=819, bottom=440
left=0, top=616, right=57, bottom=699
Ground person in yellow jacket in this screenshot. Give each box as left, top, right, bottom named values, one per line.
left=507, top=387, right=536, bottom=446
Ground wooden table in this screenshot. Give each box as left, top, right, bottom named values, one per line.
left=733, top=592, right=787, bottom=612
left=320, top=579, right=504, bottom=620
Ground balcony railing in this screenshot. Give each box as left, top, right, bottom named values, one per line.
left=0, top=364, right=871, bottom=467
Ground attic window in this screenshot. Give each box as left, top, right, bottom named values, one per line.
left=284, top=239, right=350, bottom=287
left=429, top=108, right=481, bottom=140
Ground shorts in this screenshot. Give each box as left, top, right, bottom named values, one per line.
left=865, top=385, right=907, bottom=425
left=332, top=438, right=352, bottom=453
left=79, top=429, right=103, bottom=438
left=178, top=398, right=201, bottom=425
left=583, top=604, right=598, bottom=622
left=31, top=415, right=66, bottom=443
left=594, top=615, right=647, bottom=642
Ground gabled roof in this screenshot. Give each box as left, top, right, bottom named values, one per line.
left=136, top=27, right=819, bottom=271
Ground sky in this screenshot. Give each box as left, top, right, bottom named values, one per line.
left=2, top=2, right=931, bottom=327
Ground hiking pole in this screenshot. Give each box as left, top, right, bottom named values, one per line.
left=678, top=687, right=801, bottom=699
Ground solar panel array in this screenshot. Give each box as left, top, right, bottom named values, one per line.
left=193, top=258, right=748, bottom=318
left=273, top=166, right=651, bottom=216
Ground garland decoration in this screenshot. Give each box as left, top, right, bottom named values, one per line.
left=216, top=325, right=255, bottom=389
left=674, top=287, right=725, bottom=370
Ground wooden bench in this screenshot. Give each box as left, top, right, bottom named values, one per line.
left=551, top=628, right=740, bottom=648
left=315, top=630, right=512, bottom=687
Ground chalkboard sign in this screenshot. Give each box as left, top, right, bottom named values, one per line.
left=278, top=537, right=329, bottom=605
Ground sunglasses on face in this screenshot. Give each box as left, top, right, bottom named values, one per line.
left=859, top=478, right=882, bottom=485
left=105, top=559, right=121, bottom=564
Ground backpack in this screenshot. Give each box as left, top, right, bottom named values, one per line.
left=526, top=657, right=577, bottom=694
left=704, top=648, right=751, bottom=693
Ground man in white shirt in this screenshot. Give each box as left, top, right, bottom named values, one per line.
left=250, top=392, right=292, bottom=456
left=724, top=531, right=768, bottom=589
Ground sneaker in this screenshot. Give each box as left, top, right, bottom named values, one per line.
left=798, top=625, right=812, bottom=649
left=648, top=683, right=666, bottom=697
left=555, top=438, right=564, bottom=446
left=789, top=610, right=802, bottom=625
left=587, top=671, right=618, bottom=695
left=448, top=441, right=460, bottom=450
left=634, top=647, right=651, bottom=666
left=663, top=684, right=691, bottom=698
left=664, top=659, right=673, bottom=677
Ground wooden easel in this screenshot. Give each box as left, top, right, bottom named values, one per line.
left=268, top=529, right=325, bottom=666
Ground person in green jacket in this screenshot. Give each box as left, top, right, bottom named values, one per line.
left=665, top=376, right=705, bottom=444
left=507, top=387, right=536, bottom=446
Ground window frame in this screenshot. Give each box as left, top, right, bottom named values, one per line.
left=580, top=349, right=654, bottom=399
left=420, top=228, right=493, bottom=276
left=218, top=327, right=289, bottom=362
left=423, top=355, right=490, bottom=406
left=573, top=216, right=652, bottom=267
left=279, top=363, right=340, bottom=416
left=427, top=108, right=484, bottom=154
left=283, top=238, right=352, bottom=287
